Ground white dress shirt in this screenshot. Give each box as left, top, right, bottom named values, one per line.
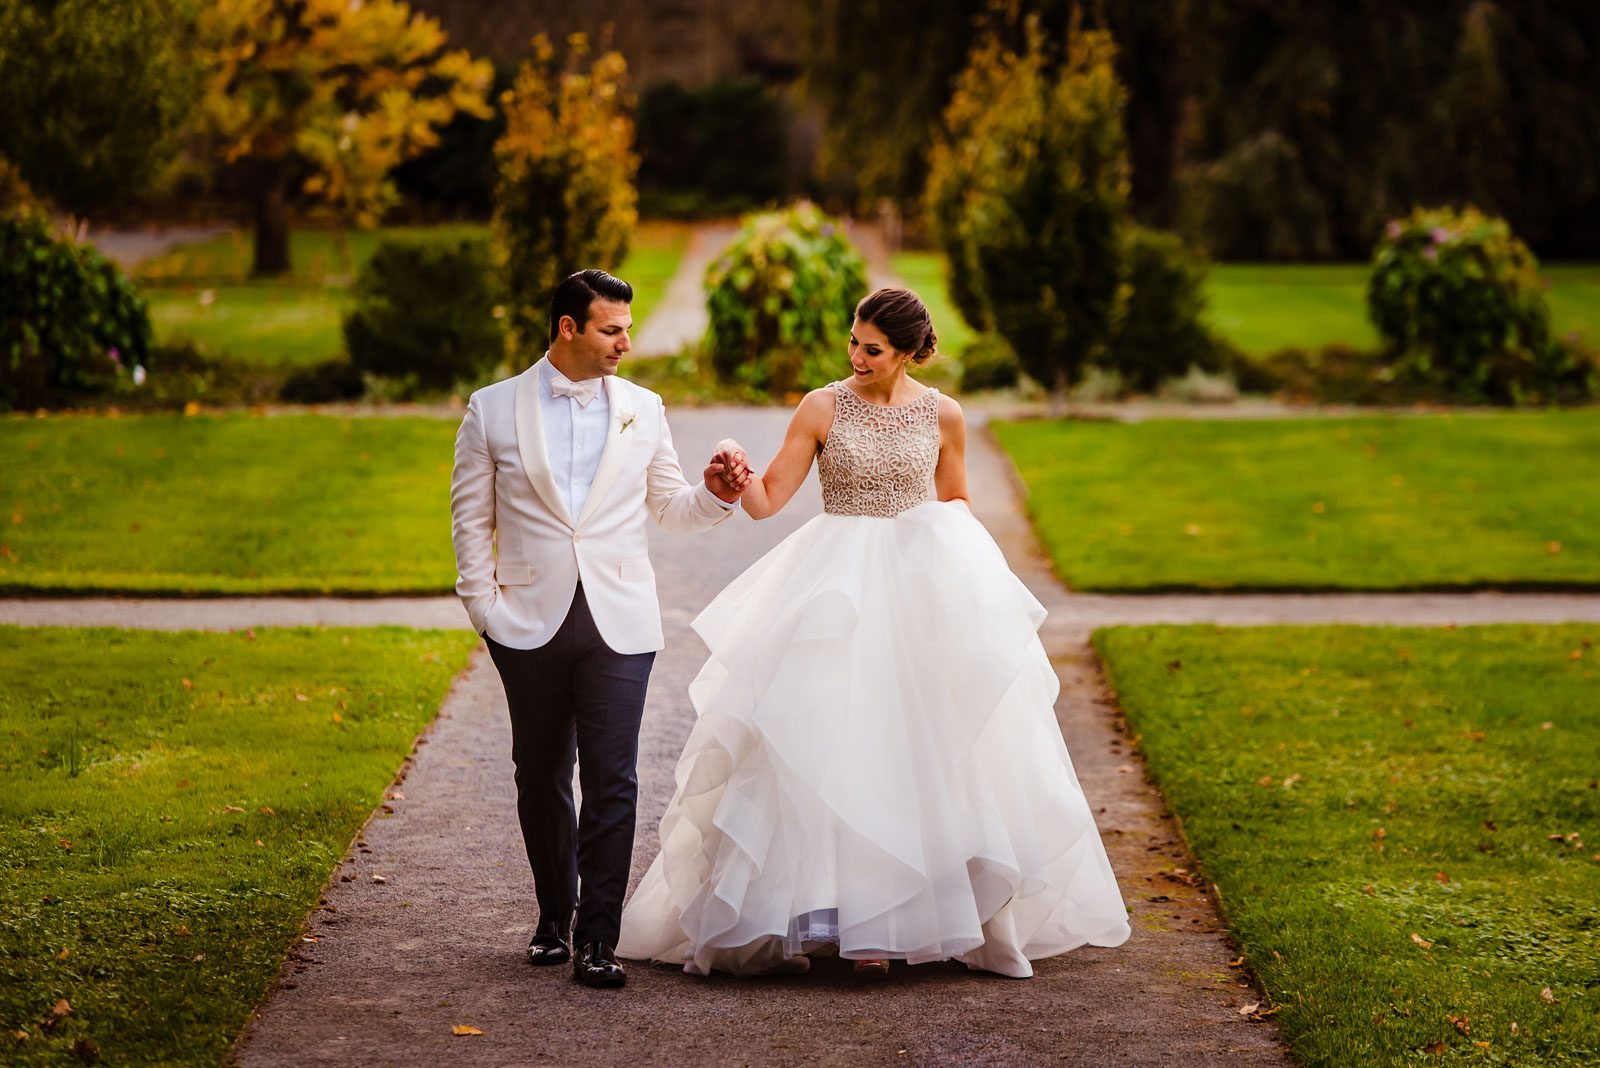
left=538, top=357, right=613, bottom=520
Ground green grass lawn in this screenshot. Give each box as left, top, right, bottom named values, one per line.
left=890, top=252, right=976, bottom=355
left=1095, top=623, right=1600, bottom=1066
left=993, top=411, right=1600, bottom=591
left=0, top=624, right=477, bottom=1066
left=139, top=222, right=689, bottom=367
left=1, top=413, right=456, bottom=595
left=889, top=253, right=1600, bottom=358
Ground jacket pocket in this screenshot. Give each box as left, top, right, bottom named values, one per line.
left=495, top=561, right=535, bottom=585
left=618, top=556, right=654, bottom=582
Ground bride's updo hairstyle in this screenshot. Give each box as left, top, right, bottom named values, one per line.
left=856, top=287, right=939, bottom=365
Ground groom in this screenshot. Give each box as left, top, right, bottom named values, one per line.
left=450, top=269, right=751, bottom=988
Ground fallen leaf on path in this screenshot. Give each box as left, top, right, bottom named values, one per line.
left=372, top=875, right=387, bottom=884
left=1228, top=957, right=1244, bottom=967
left=451, top=1025, right=484, bottom=1036
left=1237, top=1002, right=1259, bottom=1015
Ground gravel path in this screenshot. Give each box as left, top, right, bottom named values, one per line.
left=630, top=223, right=738, bottom=358
left=86, top=223, right=235, bottom=269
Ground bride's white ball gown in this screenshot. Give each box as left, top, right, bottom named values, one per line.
left=618, top=385, right=1131, bottom=977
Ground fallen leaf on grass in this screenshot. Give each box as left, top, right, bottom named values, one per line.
left=13, top=1029, right=29, bottom=1040
left=295, top=694, right=309, bottom=702
left=1541, top=722, right=1554, bottom=730
left=55, top=948, right=69, bottom=961
left=193, top=953, right=205, bottom=962
left=1540, top=988, right=1555, bottom=1003
left=332, top=712, right=343, bottom=723
left=1474, top=1041, right=1491, bottom=1050
left=51, top=999, right=71, bottom=1018
left=181, top=678, right=193, bottom=691
left=1434, top=871, right=1450, bottom=883
left=1448, top=1015, right=1471, bottom=1035
left=451, top=1025, right=484, bottom=1036
left=223, top=805, right=245, bottom=813
left=1460, top=730, right=1486, bottom=741
left=1411, top=933, right=1433, bottom=948
left=1423, top=1040, right=1446, bottom=1055
left=70, top=1037, right=98, bottom=1061
left=258, top=807, right=274, bottom=815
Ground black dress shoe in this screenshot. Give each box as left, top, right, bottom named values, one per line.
left=572, top=941, right=626, bottom=988
left=526, top=920, right=571, bottom=966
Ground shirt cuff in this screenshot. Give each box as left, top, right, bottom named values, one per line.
left=699, top=482, right=740, bottom=511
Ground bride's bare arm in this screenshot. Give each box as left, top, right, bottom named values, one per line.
left=934, top=394, right=970, bottom=507
left=724, top=387, right=835, bottom=520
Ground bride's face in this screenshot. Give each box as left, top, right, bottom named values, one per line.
left=847, top=318, right=908, bottom=384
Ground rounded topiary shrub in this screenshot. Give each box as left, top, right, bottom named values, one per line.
left=343, top=235, right=504, bottom=394
left=958, top=333, right=1021, bottom=392
left=1, top=210, right=151, bottom=410
left=1367, top=206, right=1555, bottom=401
left=1106, top=226, right=1223, bottom=392
left=704, top=204, right=867, bottom=395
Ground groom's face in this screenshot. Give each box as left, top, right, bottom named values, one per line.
left=563, top=298, right=633, bottom=379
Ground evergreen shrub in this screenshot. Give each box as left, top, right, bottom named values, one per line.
left=493, top=35, right=637, bottom=360
left=343, top=235, right=503, bottom=393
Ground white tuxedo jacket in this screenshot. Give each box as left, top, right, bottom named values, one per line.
left=451, top=364, right=735, bottom=653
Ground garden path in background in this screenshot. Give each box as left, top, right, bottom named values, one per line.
left=630, top=221, right=738, bottom=358
left=86, top=222, right=235, bottom=269
left=8, top=410, right=1600, bottom=1065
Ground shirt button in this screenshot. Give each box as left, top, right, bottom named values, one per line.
left=573, top=533, right=583, bottom=542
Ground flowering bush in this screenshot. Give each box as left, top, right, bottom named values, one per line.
left=1367, top=206, right=1593, bottom=402
left=704, top=204, right=867, bottom=395
left=0, top=211, right=151, bottom=410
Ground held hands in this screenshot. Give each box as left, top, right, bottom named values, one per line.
left=703, top=438, right=754, bottom=503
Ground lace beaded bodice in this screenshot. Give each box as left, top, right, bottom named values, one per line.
left=817, top=382, right=941, bottom=518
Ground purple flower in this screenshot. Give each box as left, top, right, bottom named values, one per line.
left=108, top=347, right=121, bottom=365
left=819, top=223, right=835, bottom=238
left=1422, top=245, right=1438, bottom=261
left=1431, top=227, right=1451, bottom=244
left=1386, top=220, right=1402, bottom=240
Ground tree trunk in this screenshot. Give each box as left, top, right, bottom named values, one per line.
left=252, top=171, right=291, bottom=278
left=1050, top=365, right=1072, bottom=417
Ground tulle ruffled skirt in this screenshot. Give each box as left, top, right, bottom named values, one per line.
left=616, top=501, right=1131, bottom=977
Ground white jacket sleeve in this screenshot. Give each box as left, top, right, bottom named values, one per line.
left=645, top=395, right=737, bottom=534
left=450, top=394, right=498, bottom=634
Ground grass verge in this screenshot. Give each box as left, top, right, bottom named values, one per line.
left=1, top=413, right=456, bottom=595
left=0, top=624, right=478, bottom=1066
left=993, top=411, right=1600, bottom=591
left=1094, top=623, right=1600, bottom=1065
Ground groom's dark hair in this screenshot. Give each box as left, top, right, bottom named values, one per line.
left=549, top=269, right=633, bottom=343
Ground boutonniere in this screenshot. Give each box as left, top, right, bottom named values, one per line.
left=618, top=412, right=636, bottom=433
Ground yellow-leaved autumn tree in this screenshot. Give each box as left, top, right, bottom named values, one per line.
left=493, top=34, right=638, bottom=359
left=192, top=0, right=493, bottom=276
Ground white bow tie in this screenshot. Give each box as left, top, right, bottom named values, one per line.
left=549, top=373, right=601, bottom=407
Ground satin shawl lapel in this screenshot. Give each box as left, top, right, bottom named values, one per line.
left=575, top=375, right=636, bottom=529
left=514, top=363, right=574, bottom=529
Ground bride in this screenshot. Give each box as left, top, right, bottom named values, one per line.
left=616, top=287, right=1131, bottom=978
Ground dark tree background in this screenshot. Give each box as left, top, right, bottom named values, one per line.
left=803, top=0, right=1600, bottom=259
